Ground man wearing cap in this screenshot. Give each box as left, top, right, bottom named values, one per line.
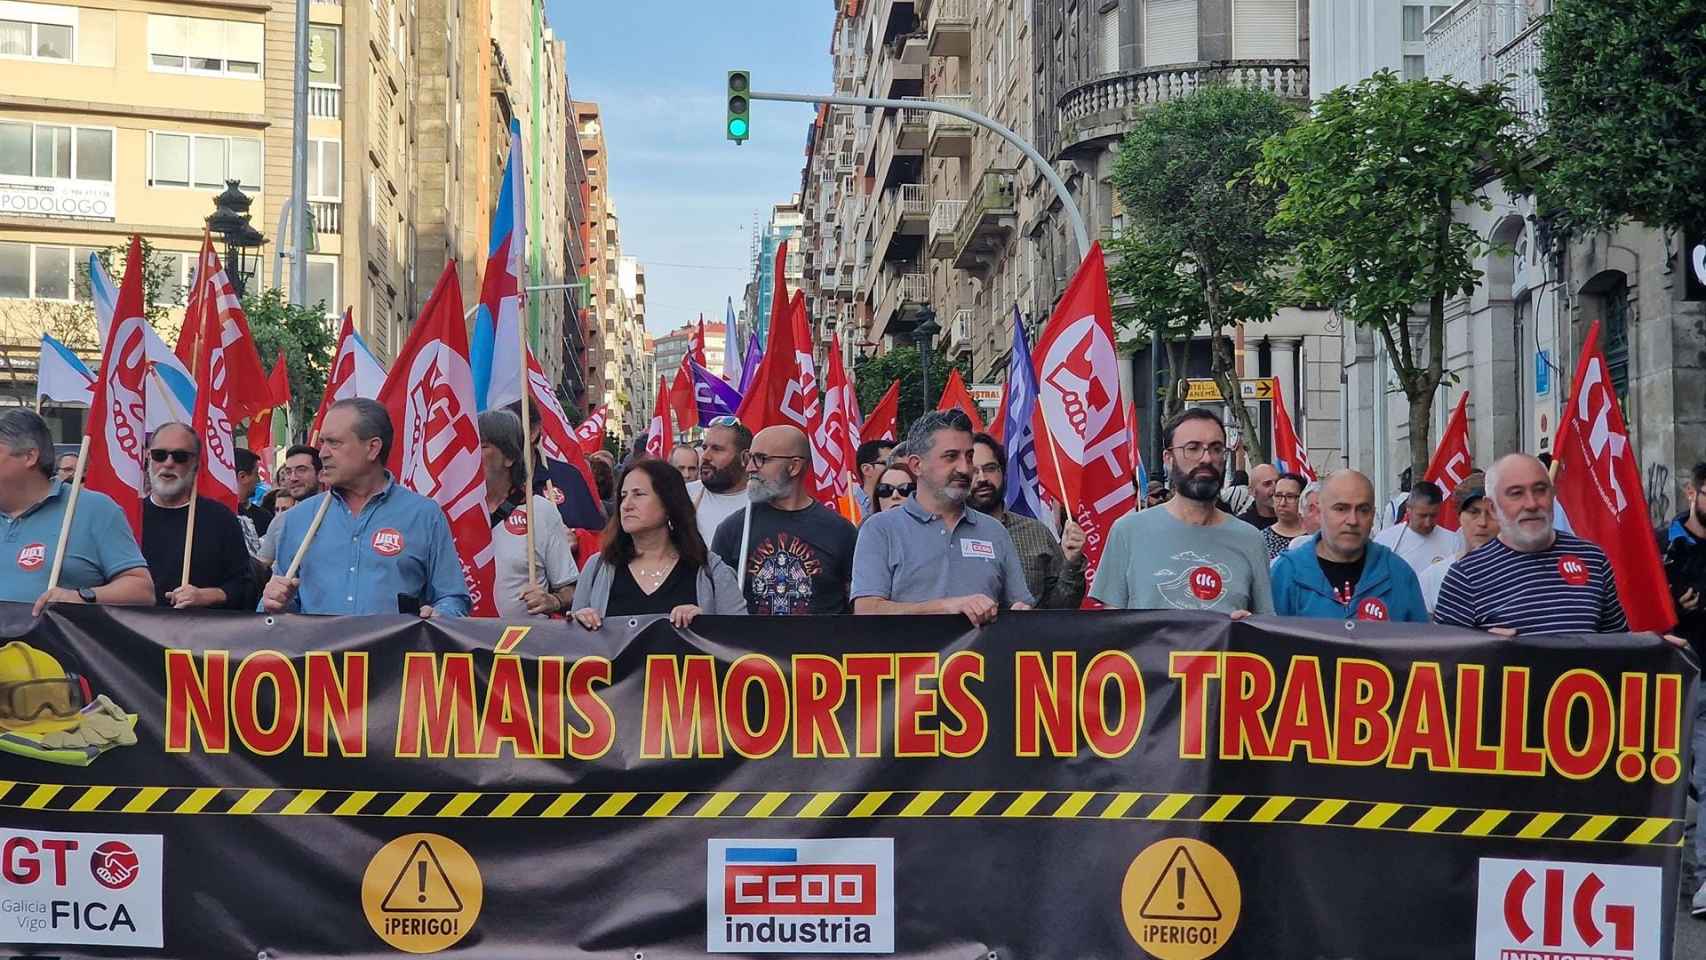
left=1417, top=476, right=1500, bottom=614
left=1269, top=470, right=1429, bottom=622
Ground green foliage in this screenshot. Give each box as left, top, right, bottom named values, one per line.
left=1110, top=84, right=1298, bottom=461
left=241, top=288, right=336, bottom=439
left=1536, top=0, right=1706, bottom=235
left=1256, top=71, right=1529, bottom=472
left=853, top=345, right=974, bottom=437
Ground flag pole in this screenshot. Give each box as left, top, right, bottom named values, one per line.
left=517, top=303, right=539, bottom=590
left=45, top=435, right=92, bottom=592
left=283, top=489, right=334, bottom=580
left=179, top=312, right=205, bottom=592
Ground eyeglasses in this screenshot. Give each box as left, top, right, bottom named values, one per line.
left=149, top=449, right=195, bottom=465
left=1171, top=443, right=1228, bottom=461
left=875, top=482, right=915, bottom=499
left=707, top=415, right=742, bottom=428
left=745, top=452, right=805, bottom=469
left=1272, top=493, right=1301, bottom=502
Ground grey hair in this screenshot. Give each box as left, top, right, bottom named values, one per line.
left=477, top=408, right=526, bottom=494
left=1301, top=480, right=1322, bottom=506
left=331, top=397, right=394, bottom=465
left=0, top=409, right=56, bottom=479
left=151, top=421, right=201, bottom=458
left=904, top=409, right=974, bottom=458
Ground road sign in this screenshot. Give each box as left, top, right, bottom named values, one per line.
left=1181, top=378, right=1275, bottom=403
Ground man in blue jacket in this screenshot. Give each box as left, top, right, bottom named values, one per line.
left=1270, top=469, right=1428, bottom=623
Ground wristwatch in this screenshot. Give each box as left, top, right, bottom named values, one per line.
left=77, top=587, right=97, bottom=603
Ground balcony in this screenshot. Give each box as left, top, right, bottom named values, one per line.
left=926, top=0, right=971, bottom=58
left=1425, top=0, right=1533, bottom=86
left=929, top=199, right=965, bottom=258
left=874, top=40, right=925, bottom=100
left=927, top=95, right=974, bottom=158
left=308, top=200, right=342, bottom=235
left=896, top=100, right=929, bottom=150
left=944, top=308, right=974, bottom=358
left=952, top=170, right=1016, bottom=272
left=872, top=112, right=924, bottom=191
left=309, top=86, right=341, bottom=119
left=871, top=270, right=929, bottom=343
left=1058, top=61, right=1309, bottom=156
left=1494, top=17, right=1546, bottom=137
left=876, top=183, right=929, bottom=263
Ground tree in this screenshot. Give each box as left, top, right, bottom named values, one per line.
left=1536, top=0, right=1706, bottom=235
left=1257, top=71, right=1529, bottom=474
left=241, top=288, right=336, bottom=440
left=1109, top=84, right=1298, bottom=463
left=852, top=345, right=973, bottom=439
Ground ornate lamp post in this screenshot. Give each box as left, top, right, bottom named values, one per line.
left=207, top=180, right=266, bottom=297
left=911, top=305, right=940, bottom=413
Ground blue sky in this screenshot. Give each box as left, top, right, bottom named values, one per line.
left=551, top=1, right=836, bottom=336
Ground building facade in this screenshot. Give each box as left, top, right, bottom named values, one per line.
left=653, top=320, right=728, bottom=389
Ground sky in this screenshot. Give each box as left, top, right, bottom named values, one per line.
left=550, top=1, right=836, bottom=337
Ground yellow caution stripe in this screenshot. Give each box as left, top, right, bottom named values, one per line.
left=0, top=781, right=1680, bottom=847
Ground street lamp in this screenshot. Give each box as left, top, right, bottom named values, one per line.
left=207, top=180, right=266, bottom=298
left=911, top=305, right=940, bottom=413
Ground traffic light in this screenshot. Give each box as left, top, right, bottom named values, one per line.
left=727, top=70, right=751, bottom=143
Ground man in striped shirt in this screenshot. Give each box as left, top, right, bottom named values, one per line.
left=1433, top=453, right=1628, bottom=636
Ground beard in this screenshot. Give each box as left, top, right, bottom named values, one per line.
left=701, top=459, right=741, bottom=493
left=923, top=470, right=971, bottom=506
left=747, top=475, right=786, bottom=504
left=1177, top=464, right=1223, bottom=503
left=968, top=480, right=1004, bottom=512
left=151, top=471, right=194, bottom=502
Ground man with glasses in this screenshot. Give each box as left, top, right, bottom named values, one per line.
left=688, top=417, right=752, bottom=546
left=256, top=445, right=321, bottom=568
left=1089, top=408, right=1273, bottom=616
left=854, top=439, right=895, bottom=514
left=852, top=410, right=1033, bottom=625
left=710, top=425, right=857, bottom=615
left=140, top=422, right=255, bottom=609
left=0, top=410, right=152, bottom=614
left=968, top=432, right=1086, bottom=608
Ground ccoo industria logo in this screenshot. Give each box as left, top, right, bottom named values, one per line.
left=706, top=838, right=894, bottom=954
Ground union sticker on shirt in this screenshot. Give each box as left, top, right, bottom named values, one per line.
left=961, top=539, right=996, bottom=560
left=503, top=509, right=529, bottom=536
left=1356, top=597, right=1389, bottom=621
left=16, top=542, right=45, bottom=571
left=371, top=528, right=405, bottom=557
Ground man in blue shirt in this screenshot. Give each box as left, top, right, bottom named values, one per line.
left=0, top=410, right=153, bottom=613
left=1270, top=469, right=1428, bottom=623
left=262, top=399, right=470, bottom=617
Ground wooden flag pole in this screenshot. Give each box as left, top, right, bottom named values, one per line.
left=517, top=308, right=539, bottom=590
left=45, top=435, right=92, bottom=592
left=283, top=490, right=334, bottom=580
left=178, top=317, right=206, bottom=592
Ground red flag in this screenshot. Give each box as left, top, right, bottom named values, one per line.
left=692, top=315, right=708, bottom=367
left=821, top=334, right=861, bottom=521
left=376, top=262, right=498, bottom=617
left=1270, top=383, right=1317, bottom=483
left=174, top=240, right=270, bottom=423
left=310, top=309, right=383, bottom=441
left=1552, top=320, right=1675, bottom=633
left=936, top=368, right=985, bottom=433
left=1031, top=243, right=1135, bottom=589
left=84, top=235, right=150, bottom=540
left=734, top=240, right=791, bottom=427
left=988, top=381, right=1010, bottom=443
left=524, top=345, right=601, bottom=512
left=860, top=380, right=900, bottom=443
left=668, top=355, right=696, bottom=433
left=645, top=377, right=674, bottom=458
left=247, top=349, right=289, bottom=482
left=734, top=292, right=838, bottom=504
left=184, top=234, right=242, bottom=511
left=1423, top=391, right=1472, bottom=531
left=573, top=406, right=608, bottom=455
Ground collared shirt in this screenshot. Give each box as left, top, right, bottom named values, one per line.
left=0, top=480, right=147, bottom=603
left=270, top=475, right=471, bottom=617
left=850, top=497, right=1033, bottom=606
left=997, top=510, right=1085, bottom=609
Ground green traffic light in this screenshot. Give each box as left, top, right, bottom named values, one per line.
left=728, top=117, right=749, bottom=139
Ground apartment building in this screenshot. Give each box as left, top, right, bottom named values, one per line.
left=653, top=320, right=727, bottom=387
left=616, top=253, right=648, bottom=435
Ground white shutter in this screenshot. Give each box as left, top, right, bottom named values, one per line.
left=1144, top=0, right=1198, bottom=66
left=1098, top=8, right=1120, bottom=73
left=1232, top=0, right=1298, bottom=59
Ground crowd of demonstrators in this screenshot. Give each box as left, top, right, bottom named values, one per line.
left=478, top=410, right=579, bottom=619
left=968, top=433, right=1086, bottom=609
left=1418, top=479, right=1499, bottom=613
left=1262, top=472, right=1310, bottom=560
left=1373, top=480, right=1463, bottom=577
left=571, top=458, right=745, bottom=628
left=851, top=410, right=1033, bottom=625
left=686, top=418, right=751, bottom=546
left=262, top=399, right=470, bottom=618
left=669, top=444, right=700, bottom=483
left=711, top=426, right=857, bottom=615
left=0, top=411, right=153, bottom=614
left=140, top=422, right=255, bottom=610
left=871, top=462, right=915, bottom=513
left=1090, top=409, right=1272, bottom=617
left=854, top=439, right=895, bottom=514
left=1270, top=470, right=1427, bottom=622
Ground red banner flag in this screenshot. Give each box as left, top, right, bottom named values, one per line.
left=247, top=349, right=289, bottom=483
left=860, top=380, right=900, bottom=443
left=183, top=234, right=243, bottom=511
left=175, top=241, right=271, bottom=424
left=821, top=333, right=861, bottom=521
left=1271, top=383, right=1316, bottom=483
left=310, top=309, right=385, bottom=442
left=84, top=235, right=151, bottom=540
left=376, top=262, right=498, bottom=617
left=668, top=355, right=696, bottom=434
left=734, top=240, right=791, bottom=428
left=1552, top=320, right=1675, bottom=632
left=988, top=381, right=1010, bottom=443
left=1030, top=243, right=1135, bottom=589
left=936, top=367, right=985, bottom=433
left=645, top=377, right=674, bottom=459
left=1423, top=391, right=1473, bottom=531
left=692, top=314, right=708, bottom=367
left=574, top=406, right=608, bottom=455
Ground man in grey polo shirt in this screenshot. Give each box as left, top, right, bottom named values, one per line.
left=852, top=410, right=1033, bottom=625
left=0, top=410, right=154, bottom=614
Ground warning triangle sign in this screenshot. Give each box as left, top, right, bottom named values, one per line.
left=380, top=839, right=465, bottom=914
left=1137, top=845, right=1223, bottom=922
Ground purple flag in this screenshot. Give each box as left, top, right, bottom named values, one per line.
left=735, top=331, right=763, bottom=397
left=691, top=359, right=743, bottom=426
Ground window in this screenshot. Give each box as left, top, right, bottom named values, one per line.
left=0, top=243, right=27, bottom=297
left=1403, top=4, right=1425, bottom=42
left=148, top=132, right=261, bottom=190
left=1601, top=278, right=1631, bottom=409
left=1145, top=0, right=1199, bottom=66
left=305, top=254, right=337, bottom=315
left=307, top=24, right=339, bottom=85
left=0, top=121, right=112, bottom=181
left=0, top=2, right=74, bottom=61
left=1233, top=0, right=1299, bottom=59
left=306, top=139, right=341, bottom=199
left=1403, top=54, right=1425, bottom=80
left=1098, top=7, right=1119, bottom=73
left=0, top=242, right=95, bottom=300
left=146, top=15, right=262, bottom=78
left=33, top=244, right=69, bottom=299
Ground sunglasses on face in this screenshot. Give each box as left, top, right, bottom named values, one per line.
left=149, top=449, right=194, bottom=465
left=875, top=482, right=915, bottom=499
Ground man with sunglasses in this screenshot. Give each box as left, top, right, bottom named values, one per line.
left=687, top=417, right=752, bottom=547
left=711, top=425, right=857, bottom=615
left=140, top=423, right=256, bottom=609
left=1089, top=408, right=1273, bottom=616
left=0, top=410, right=153, bottom=614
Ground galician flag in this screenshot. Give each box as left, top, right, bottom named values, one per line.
left=471, top=117, right=527, bottom=411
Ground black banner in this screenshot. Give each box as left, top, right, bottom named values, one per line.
left=0, top=604, right=1696, bottom=959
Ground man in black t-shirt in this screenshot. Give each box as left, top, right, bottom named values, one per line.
left=711, top=426, right=856, bottom=615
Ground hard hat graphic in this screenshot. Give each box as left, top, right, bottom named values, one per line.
left=0, top=640, right=89, bottom=734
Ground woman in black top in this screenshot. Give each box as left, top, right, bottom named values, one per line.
left=569, top=458, right=745, bottom=628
